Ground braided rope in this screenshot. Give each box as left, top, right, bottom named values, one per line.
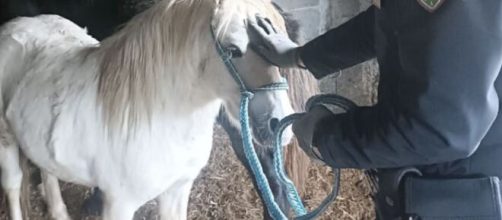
left=240, top=91, right=289, bottom=220
left=273, top=113, right=308, bottom=216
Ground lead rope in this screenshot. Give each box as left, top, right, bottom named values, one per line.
left=274, top=94, right=357, bottom=219
left=239, top=91, right=289, bottom=220
left=212, top=25, right=357, bottom=219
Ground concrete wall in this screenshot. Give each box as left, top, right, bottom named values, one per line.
left=273, top=0, right=330, bottom=42
left=324, top=0, right=378, bottom=106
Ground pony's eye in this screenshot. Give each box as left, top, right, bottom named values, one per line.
left=228, top=46, right=243, bottom=58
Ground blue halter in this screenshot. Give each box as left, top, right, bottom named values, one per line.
left=212, top=26, right=346, bottom=220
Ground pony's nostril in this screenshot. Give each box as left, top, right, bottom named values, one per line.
left=269, top=118, right=279, bottom=132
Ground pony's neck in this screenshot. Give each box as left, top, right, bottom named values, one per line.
left=95, top=0, right=220, bottom=131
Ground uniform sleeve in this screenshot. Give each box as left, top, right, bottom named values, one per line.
left=311, top=0, right=502, bottom=169
left=299, top=6, right=376, bottom=79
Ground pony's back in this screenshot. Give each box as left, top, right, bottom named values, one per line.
left=0, top=15, right=98, bottom=108
left=0, top=0, right=131, bottom=40
left=0, top=15, right=97, bottom=48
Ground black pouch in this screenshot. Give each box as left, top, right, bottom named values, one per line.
left=404, top=176, right=502, bottom=220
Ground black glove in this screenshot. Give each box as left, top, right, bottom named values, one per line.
left=292, top=105, right=332, bottom=164
left=249, top=15, right=301, bottom=68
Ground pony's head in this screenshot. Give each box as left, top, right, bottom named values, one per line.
left=209, top=0, right=294, bottom=145
left=98, top=0, right=293, bottom=144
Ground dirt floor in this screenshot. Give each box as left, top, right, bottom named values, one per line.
left=0, top=125, right=375, bottom=220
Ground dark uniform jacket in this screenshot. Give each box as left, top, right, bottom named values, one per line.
left=300, top=0, right=502, bottom=179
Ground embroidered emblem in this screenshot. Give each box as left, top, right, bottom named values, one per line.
left=373, top=0, right=381, bottom=9
left=417, top=0, right=445, bottom=12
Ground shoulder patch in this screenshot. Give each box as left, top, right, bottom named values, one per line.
left=372, top=0, right=381, bottom=9
left=417, top=0, right=445, bottom=13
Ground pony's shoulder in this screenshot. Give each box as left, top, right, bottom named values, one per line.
left=0, top=15, right=98, bottom=47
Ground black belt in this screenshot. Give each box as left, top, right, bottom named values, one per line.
left=404, top=176, right=502, bottom=220
left=371, top=168, right=502, bottom=220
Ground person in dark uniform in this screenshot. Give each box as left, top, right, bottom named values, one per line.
left=250, top=0, right=502, bottom=219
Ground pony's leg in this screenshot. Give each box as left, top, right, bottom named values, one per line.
left=157, top=179, right=194, bottom=220
left=102, top=193, right=139, bottom=220
left=0, top=117, right=23, bottom=220
left=40, top=171, right=71, bottom=220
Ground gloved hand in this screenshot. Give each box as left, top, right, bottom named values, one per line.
left=292, top=105, right=333, bottom=164
left=249, top=15, right=301, bottom=68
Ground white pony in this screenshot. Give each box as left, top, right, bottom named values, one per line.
left=0, top=0, right=293, bottom=219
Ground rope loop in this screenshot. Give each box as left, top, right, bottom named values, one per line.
left=273, top=94, right=357, bottom=219
left=241, top=91, right=255, bottom=99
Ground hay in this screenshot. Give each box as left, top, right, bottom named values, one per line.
left=187, top=125, right=375, bottom=220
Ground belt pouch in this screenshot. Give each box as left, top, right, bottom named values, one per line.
left=405, top=176, right=502, bottom=220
